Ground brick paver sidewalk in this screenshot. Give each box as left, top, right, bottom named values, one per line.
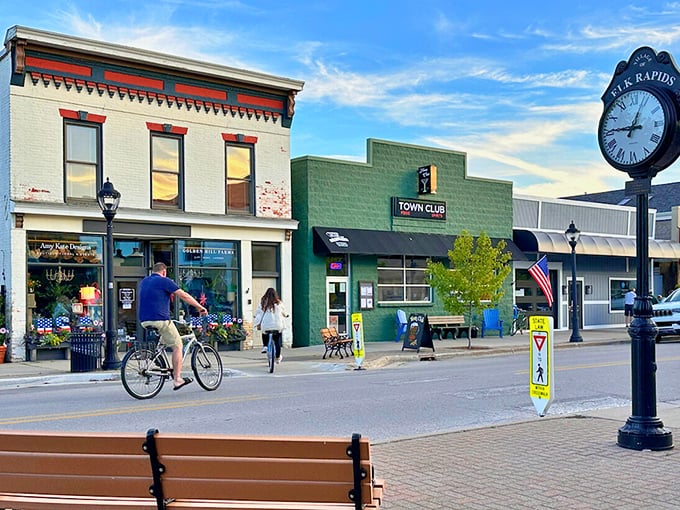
left=372, top=415, right=679, bottom=509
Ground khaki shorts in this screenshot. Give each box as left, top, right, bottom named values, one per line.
left=141, top=320, right=182, bottom=349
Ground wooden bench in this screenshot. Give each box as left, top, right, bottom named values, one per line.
left=320, top=327, right=352, bottom=359
left=427, top=315, right=469, bottom=339
left=0, top=428, right=384, bottom=510
left=329, top=326, right=353, bottom=357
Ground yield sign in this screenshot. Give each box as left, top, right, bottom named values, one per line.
left=533, top=334, right=546, bottom=352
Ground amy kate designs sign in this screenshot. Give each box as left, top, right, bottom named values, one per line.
left=391, top=197, right=446, bottom=220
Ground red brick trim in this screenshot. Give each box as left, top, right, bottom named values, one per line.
left=104, top=70, right=164, bottom=90
left=236, top=93, right=284, bottom=109
left=58, top=108, right=106, bottom=123
left=221, top=133, right=258, bottom=144
left=25, top=56, right=91, bottom=77
left=175, top=83, right=227, bottom=101
left=146, top=122, right=188, bottom=135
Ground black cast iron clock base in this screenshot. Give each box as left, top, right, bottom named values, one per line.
left=599, top=47, right=680, bottom=451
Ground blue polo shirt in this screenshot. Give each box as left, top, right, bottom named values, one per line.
left=138, top=273, right=179, bottom=322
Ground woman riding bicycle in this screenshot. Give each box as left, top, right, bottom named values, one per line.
left=139, top=262, right=208, bottom=390
left=254, top=288, right=289, bottom=363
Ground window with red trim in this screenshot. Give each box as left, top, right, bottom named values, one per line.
left=64, top=121, right=101, bottom=200
left=151, top=133, right=183, bottom=209
left=225, top=143, right=253, bottom=215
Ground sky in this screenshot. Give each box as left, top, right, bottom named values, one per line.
left=4, top=1, right=680, bottom=198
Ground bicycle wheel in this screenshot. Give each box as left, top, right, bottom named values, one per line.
left=267, top=335, right=275, bottom=373
left=192, top=343, right=223, bottom=391
left=121, top=348, right=167, bottom=399
left=510, top=320, right=518, bottom=336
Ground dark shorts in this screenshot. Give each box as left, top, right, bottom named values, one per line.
left=624, top=304, right=634, bottom=316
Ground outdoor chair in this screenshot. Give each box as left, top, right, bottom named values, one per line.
left=481, top=308, right=503, bottom=338
left=395, top=309, right=408, bottom=342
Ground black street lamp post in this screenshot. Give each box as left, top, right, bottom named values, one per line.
left=97, top=178, right=121, bottom=370
left=564, top=220, right=583, bottom=343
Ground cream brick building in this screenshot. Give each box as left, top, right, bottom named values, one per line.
left=1, top=26, right=303, bottom=361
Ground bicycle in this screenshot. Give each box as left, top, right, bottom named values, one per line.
left=510, top=306, right=527, bottom=336
left=120, top=318, right=223, bottom=399
left=265, top=329, right=276, bottom=373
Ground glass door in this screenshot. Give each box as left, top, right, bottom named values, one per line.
left=115, top=278, right=142, bottom=341
left=326, top=277, right=348, bottom=336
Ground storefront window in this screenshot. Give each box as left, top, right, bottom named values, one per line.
left=177, top=240, right=240, bottom=319
left=610, top=278, right=636, bottom=312
left=377, top=255, right=431, bottom=303
left=27, top=234, right=104, bottom=329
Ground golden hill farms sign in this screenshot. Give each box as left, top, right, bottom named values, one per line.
left=391, top=197, right=446, bottom=220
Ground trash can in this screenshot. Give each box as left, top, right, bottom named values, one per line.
left=70, top=332, right=103, bottom=372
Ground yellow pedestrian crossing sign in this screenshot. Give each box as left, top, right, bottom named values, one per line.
left=351, top=312, right=365, bottom=370
left=529, top=315, right=554, bottom=416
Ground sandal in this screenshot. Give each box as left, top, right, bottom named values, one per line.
left=173, top=377, right=193, bottom=391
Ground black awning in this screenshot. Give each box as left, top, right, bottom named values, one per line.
left=312, top=227, right=526, bottom=260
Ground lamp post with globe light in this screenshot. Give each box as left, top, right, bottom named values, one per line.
left=564, top=221, right=583, bottom=343
left=97, top=178, right=121, bottom=370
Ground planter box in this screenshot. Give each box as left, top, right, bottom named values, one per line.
left=217, top=341, right=243, bottom=351
left=26, top=343, right=71, bottom=361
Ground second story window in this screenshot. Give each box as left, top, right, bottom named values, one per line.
left=151, top=134, right=183, bottom=209
left=64, top=122, right=101, bottom=200
left=226, top=144, right=253, bottom=215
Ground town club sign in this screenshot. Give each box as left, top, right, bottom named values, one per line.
left=391, top=197, right=446, bottom=220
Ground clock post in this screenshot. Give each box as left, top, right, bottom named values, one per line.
left=598, top=47, right=680, bottom=451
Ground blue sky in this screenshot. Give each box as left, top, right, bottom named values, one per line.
left=4, top=1, right=680, bottom=197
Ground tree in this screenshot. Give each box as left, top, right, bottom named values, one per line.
left=426, top=230, right=512, bottom=348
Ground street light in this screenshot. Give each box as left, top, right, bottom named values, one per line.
left=97, top=178, right=121, bottom=370
left=564, top=220, right=583, bottom=343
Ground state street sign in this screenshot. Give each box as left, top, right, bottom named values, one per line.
left=529, top=315, right=554, bottom=417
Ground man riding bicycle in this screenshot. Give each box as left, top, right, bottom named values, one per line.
left=139, top=262, right=207, bottom=390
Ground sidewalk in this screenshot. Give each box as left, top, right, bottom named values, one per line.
left=3, top=327, right=680, bottom=509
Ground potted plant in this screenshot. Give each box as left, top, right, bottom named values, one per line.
left=204, top=314, right=246, bottom=350
left=0, top=331, right=7, bottom=364
left=24, top=325, right=71, bottom=361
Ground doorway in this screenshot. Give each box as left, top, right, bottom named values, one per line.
left=326, top=277, right=348, bottom=336
left=115, top=277, right=142, bottom=340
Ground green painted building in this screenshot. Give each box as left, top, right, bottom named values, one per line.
left=290, top=139, right=518, bottom=346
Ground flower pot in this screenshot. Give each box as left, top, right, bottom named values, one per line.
left=0, top=344, right=6, bottom=363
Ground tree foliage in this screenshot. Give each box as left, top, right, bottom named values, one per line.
left=426, top=230, right=512, bottom=347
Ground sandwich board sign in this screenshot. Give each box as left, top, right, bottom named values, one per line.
left=529, top=315, right=554, bottom=417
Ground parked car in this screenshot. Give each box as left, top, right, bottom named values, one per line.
left=652, top=288, right=680, bottom=341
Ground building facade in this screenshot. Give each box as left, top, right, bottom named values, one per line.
left=291, top=139, right=522, bottom=345
left=1, top=26, right=303, bottom=361
left=513, top=195, right=680, bottom=330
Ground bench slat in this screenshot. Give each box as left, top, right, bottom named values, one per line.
left=0, top=493, right=380, bottom=509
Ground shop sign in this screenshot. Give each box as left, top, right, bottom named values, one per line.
left=417, top=164, right=437, bottom=194
left=28, top=240, right=102, bottom=263
left=179, top=241, right=238, bottom=267
left=391, top=197, right=447, bottom=220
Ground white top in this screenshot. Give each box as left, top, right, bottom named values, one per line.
left=254, top=302, right=288, bottom=332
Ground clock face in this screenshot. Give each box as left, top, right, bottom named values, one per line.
left=598, top=88, right=668, bottom=169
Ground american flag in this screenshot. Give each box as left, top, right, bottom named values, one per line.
left=528, top=255, right=553, bottom=308
left=35, top=317, right=53, bottom=334
left=78, top=316, right=93, bottom=331
left=55, top=316, right=71, bottom=332
left=206, top=314, right=218, bottom=327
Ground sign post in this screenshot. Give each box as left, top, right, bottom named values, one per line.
left=529, top=315, right=554, bottom=417
left=351, top=312, right=365, bottom=370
